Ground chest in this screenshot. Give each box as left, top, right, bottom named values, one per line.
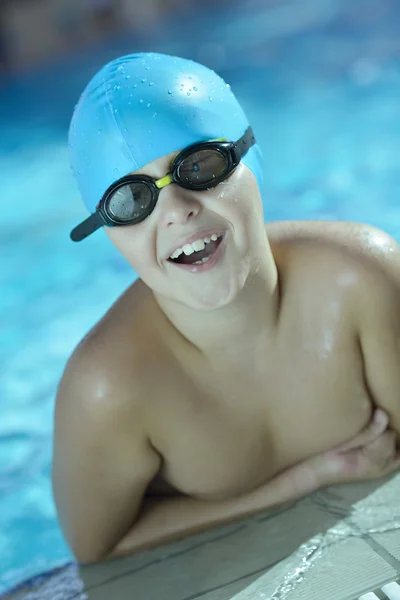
left=146, top=325, right=372, bottom=500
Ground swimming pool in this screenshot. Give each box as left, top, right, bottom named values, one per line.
left=1, top=0, right=400, bottom=593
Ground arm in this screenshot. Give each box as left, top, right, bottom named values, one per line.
left=52, top=350, right=161, bottom=564
left=107, top=409, right=398, bottom=561
left=353, top=245, right=400, bottom=440
left=53, top=354, right=319, bottom=565
left=53, top=352, right=320, bottom=564
left=53, top=344, right=322, bottom=564
left=107, top=458, right=321, bottom=560
left=54, top=341, right=398, bottom=565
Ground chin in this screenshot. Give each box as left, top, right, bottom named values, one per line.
left=186, top=271, right=249, bottom=311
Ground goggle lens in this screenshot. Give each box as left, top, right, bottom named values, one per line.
left=177, top=149, right=229, bottom=187
left=107, top=182, right=153, bottom=223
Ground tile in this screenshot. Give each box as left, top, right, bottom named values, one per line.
left=232, top=537, right=397, bottom=600
left=191, top=572, right=269, bottom=600
left=80, top=521, right=251, bottom=588
left=371, top=532, right=400, bottom=564
left=289, top=539, right=396, bottom=600
left=310, top=473, right=399, bottom=517
left=80, top=499, right=339, bottom=600
left=380, top=581, right=400, bottom=600
left=84, top=570, right=264, bottom=600
left=231, top=475, right=400, bottom=600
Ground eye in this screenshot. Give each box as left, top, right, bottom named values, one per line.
left=178, top=149, right=228, bottom=185
left=107, top=183, right=153, bottom=221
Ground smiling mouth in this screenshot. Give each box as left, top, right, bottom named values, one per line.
left=168, top=234, right=224, bottom=266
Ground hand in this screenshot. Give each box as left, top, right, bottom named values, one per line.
left=310, top=409, right=400, bottom=486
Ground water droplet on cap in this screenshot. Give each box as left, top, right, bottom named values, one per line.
left=133, top=83, right=138, bottom=88
left=168, top=90, right=173, bottom=95
left=187, top=92, right=191, bottom=96
left=141, top=78, right=147, bottom=83
left=209, top=96, right=213, bottom=102
left=125, top=75, right=131, bottom=79
left=193, top=86, right=198, bottom=91
left=139, top=99, right=143, bottom=103
left=147, top=103, right=151, bottom=107
left=149, top=82, right=155, bottom=86
left=97, top=129, right=102, bottom=134
left=113, top=168, right=119, bottom=174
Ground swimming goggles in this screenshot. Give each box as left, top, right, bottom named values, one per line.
left=70, top=126, right=255, bottom=241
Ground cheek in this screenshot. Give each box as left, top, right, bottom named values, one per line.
left=106, top=227, right=155, bottom=270
left=236, top=171, right=263, bottom=218
left=214, top=178, right=255, bottom=221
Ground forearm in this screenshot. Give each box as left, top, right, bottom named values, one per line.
left=106, top=461, right=320, bottom=560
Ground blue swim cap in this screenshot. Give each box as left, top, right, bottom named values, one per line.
left=69, top=52, right=264, bottom=213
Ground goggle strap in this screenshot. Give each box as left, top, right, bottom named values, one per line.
left=70, top=211, right=105, bottom=242
left=235, top=126, right=256, bottom=160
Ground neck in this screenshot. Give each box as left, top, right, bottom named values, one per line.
left=153, top=244, right=280, bottom=367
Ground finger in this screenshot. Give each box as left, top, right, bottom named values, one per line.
left=379, top=453, right=400, bottom=478
left=363, top=430, right=397, bottom=458
left=335, top=409, right=389, bottom=453
left=359, top=431, right=397, bottom=476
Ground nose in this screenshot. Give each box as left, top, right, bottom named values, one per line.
left=156, top=183, right=202, bottom=228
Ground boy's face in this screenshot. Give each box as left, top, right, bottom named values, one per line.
left=105, top=148, right=266, bottom=311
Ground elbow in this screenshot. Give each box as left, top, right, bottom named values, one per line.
left=56, top=510, right=127, bottom=565
left=61, top=516, right=140, bottom=564
left=71, top=542, right=114, bottom=566
left=55, top=500, right=142, bottom=564
left=66, top=530, right=119, bottom=565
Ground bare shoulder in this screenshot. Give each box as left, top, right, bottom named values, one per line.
left=267, top=220, right=400, bottom=288
left=52, top=281, right=164, bottom=562
left=55, top=278, right=158, bottom=425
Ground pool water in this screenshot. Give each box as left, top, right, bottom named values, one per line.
left=1, top=0, right=400, bottom=593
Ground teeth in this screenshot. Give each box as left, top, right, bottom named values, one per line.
left=182, top=243, right=195, bottom=256
left=192, top=238, right=206, bottom=252
left=193, top=257, right=211, bottom=265
left=169, top=233, right=221, bottom=259
left=170, top=248, right=183, bottom=259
